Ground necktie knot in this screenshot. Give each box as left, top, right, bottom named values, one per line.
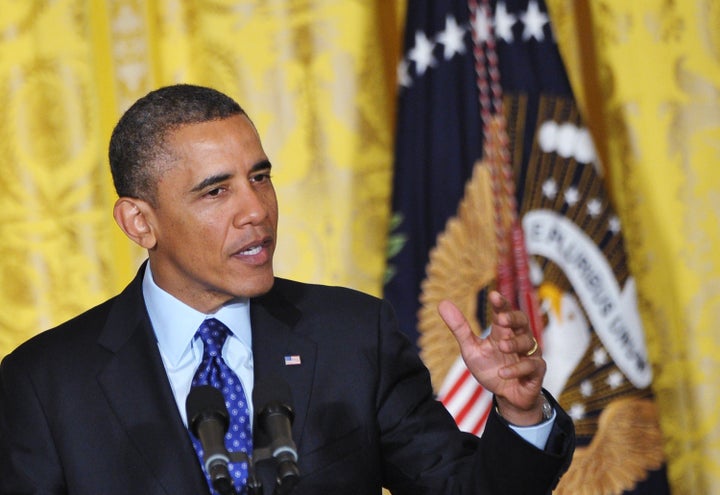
left=197, top=318, right=230, bottom=358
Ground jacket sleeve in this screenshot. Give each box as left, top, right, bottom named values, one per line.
left=0, top=351, right=67, bottom=495
left=374, top=299, right=574, bottom=495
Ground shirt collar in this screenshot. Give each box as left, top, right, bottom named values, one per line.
left=142, top=263, right=252, bottom=367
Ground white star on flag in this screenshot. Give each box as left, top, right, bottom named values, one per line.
left=437, top=15, right=466, bottom=60
left=408, top=30, right=436, bottom=76
left=494, top=1, right=516, bottom=43
left=521, top=0, right=549, bottom=41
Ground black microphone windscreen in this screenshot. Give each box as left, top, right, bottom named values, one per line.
left=252, top=375, right=293, bottom=411
left=186, top=385, right=229, bottom=434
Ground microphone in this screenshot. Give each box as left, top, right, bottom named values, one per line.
left=186, top=385, right=236, bottom=495
left=253, top=376, right=300, bottom=493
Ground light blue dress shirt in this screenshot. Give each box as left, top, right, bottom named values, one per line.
left=141, top=263, right=555, bottom=449
left=142, top=264, right=254, bottom=427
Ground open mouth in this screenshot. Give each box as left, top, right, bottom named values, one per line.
left=239, top=245, right=263, bottom=256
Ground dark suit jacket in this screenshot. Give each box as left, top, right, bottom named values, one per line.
left=0, top=265, right=574, bottom=494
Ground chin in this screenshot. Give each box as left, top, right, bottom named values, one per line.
left=239, top=273, right=275, bottom=298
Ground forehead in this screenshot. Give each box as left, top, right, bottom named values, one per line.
left=165, top=114, right=259, bottom=148
left=163, top=115, right=264, bottom=164
left=151, top=115, right=267, bottom=192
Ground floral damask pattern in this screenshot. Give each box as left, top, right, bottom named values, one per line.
left=0, top=0, right=404, bottom=357
left=548, top=1, right=720, bottom=493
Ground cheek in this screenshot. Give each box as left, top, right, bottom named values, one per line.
left=168, top=217, right=221, bottom=254
left=269, top=203, right=279, bottom=228
left=265, top=191, right=279, bottom=226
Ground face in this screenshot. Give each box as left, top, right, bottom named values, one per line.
left=134, top=114, right=278, bottom=312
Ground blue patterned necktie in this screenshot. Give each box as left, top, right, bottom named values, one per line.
left=190, top=318, right=252, bottom=494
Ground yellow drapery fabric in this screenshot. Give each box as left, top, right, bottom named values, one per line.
left=547, top=1, right=720, bottom=493
left=0, top=0, right=406, bottom=358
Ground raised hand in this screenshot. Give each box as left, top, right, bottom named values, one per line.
left=438, top=291, right=547, bottom=426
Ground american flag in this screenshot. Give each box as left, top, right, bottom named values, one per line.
left=284, top=355, right=301, bottom=366
left=385, top=0, right=483, bottom=347
left=386, top=0, right=566, bottom=435
left=386, top=1, right=671, bottom=492
left=438, top=357, right=493, bottom=435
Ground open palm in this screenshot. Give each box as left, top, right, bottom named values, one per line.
left=438, top=291, right=546, bottom=423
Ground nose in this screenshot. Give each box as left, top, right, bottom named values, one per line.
left=232, top=187, right=271, bottom=228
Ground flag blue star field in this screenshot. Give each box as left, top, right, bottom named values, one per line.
left=385, top=0, right=483, bottom=346
left=385, top=1, right=671, bottom=493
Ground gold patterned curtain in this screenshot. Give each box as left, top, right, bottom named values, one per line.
left=0, top=0, right=406, bottom=358
left=547, top=1, right=720, bottom=493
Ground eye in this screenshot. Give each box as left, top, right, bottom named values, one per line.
left=251, top=172, right=272, bottom=184
left=205, top=186, right=225, bottom=197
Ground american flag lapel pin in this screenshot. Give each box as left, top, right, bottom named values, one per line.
left=284, top=354, right=301, bottom=366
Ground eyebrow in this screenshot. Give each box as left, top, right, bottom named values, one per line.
left=190, top=160, right=272, bottom=193
left=253, top=160, right=273, bottom=173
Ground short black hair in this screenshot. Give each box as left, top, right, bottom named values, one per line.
left=108, top=84, right=245, bottom=203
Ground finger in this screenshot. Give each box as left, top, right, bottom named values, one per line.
left=498, top=356, right=546, bottom=380
left=495, top=309, right=530, bottom=331
left=499, top=333, right=540, bottom=356
left=487, top=291, right=529, bottom=329
left=438, top=300, right=476, bottom=349
left=488, top=290, right=511, bottom=313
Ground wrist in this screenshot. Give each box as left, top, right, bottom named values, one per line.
left=495, top=392, right=553, bottom=426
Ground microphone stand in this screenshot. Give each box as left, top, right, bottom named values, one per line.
left=204, top=444, right=298, bottom=494
left=238, top=446, right=298, bottom=495
left=228, top=451, right=263, bottom=495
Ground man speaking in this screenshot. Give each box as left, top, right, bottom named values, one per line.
left=0, top=84, right=574, bottom=494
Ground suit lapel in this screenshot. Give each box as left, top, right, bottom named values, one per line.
left=92, top=271, right=317, bottom=494
left=96, top=267, right=208, bottom=495
left=250, top=282, right=317, bottom=452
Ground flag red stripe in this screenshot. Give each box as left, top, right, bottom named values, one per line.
left=469, top=402, right=493, bottom=435
left=440, top=368, right=471, bottom=405
left=453, top=383, right=485, bottom=424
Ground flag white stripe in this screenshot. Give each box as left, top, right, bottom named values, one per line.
left=438, top=356, right=493, bottom=435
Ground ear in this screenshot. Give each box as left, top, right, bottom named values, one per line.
left=113, top=197, right=157, bottom=249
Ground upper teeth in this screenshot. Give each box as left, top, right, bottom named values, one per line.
left=241, top=245, right=262, bottom=255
